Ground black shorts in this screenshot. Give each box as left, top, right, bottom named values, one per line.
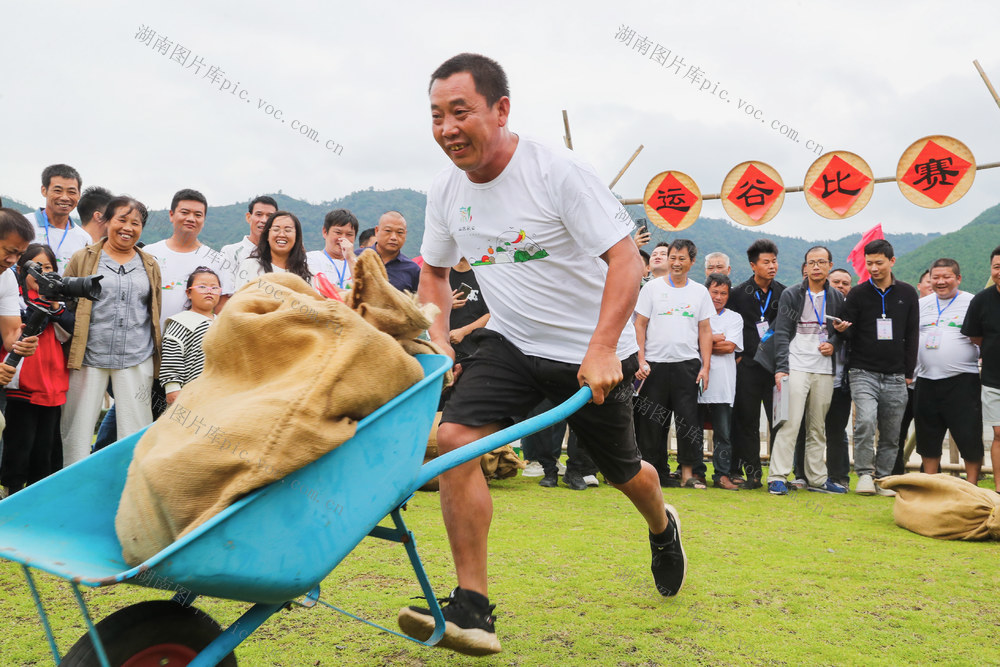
left=441, top=329, right=642, bottom=484
left=914, top=373, right=984, bottom=462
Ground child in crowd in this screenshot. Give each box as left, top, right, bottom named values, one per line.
left=160, top=267, right=220, bottom=405
left=0, top=244, right=74, bottom=495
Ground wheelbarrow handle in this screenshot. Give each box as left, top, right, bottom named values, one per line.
left=414, top=385, right=593, bottom=489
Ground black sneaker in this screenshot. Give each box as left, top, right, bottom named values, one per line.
left=538, top=472, right=558, bottom=488
left=397, top=587, right=501, bottom=656
left=563, top=471, right=588, bottom=491
left=649, top=504, right=687, bottom=596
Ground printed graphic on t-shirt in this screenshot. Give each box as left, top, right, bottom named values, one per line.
left=658, top=302, right=697, bottom=318
left=471, top=228, right=549, bottom=266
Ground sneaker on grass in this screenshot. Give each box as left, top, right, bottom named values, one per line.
left=397, top=587, right=501, bottom=656
left=650, top=504, right=687, bottom=597
left=582, top=474, right=600, bottom=487
left=808, top=480, right=847, bottom=494
left=791, top=478, right=807, bottom=490
left=521, top=461, right=544, bottom=477
left=855, top=474, right=877, bottom=496
left=768, top=480, right=789, bottom=495
left=875, top=481, right=897, bottom=497
left=557, top=461, right=567, bottom=476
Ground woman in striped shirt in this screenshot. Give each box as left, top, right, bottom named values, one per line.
left=160, top=267, right=219, bottom=405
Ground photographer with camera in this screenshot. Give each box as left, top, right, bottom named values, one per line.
left=0, top=244, right=76, bottom=496
left=60, top=196, right=161, bottom=467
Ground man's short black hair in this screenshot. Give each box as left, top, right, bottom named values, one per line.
left=0, top=208, right=36, bottom=243
left=864, top=239, right=894, bottom=260
left=41, top=164, right=82, bottom=189
left=747, top=239, right=778, bottom=264
left=919, top=269, right=930, bottom=282
left=324, top=208, right=359, bottom=234
left=170, top=189, right=207, bottom=213
left=248, top=195, right=278, bottom=214
left=931, top=258, right=961, bottom=276
left=77, top=186, right=114, bottom=224
left=705, top=273, right=732, bottom=290
left=430, top=53, right=510, bottom=107
left=668, top=239, right=697, bottom=261
left=829, top=267, right=852, bottom=278
left=359, top=227, right=376, bottom=246
left=804, top=245, right=833, bottom=262
left=639, top=249, right=650, bottom=264
left=990, top=245, right=1000, bottom=262
left=654, top=241, right=670, bottom=250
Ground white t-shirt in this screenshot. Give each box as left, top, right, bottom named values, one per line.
left=306, top=250, right=352, bottom=289
left=788, top=289, right=832, bottom=374
left=0, top=268, right=21, bottom=317
left=143, top=240, right=234, bottom=330
left=25, top=210, right=93, bottom=275
left=236, top=257, right=294, bottom=289
left=916, top=291, right=979, bottom=379
left=420, top=136, right=638, bottom=364
left=220, top=237, right=256, bottom=288
left=700, top=308, right=743, bottom=406
left=635, top=277, right=714, bottom=363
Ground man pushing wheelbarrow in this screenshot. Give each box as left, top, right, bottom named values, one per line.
left=400, top=53, right=688, bottom=656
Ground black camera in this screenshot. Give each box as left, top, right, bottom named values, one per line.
left=25, top=261, right=102, bottom=301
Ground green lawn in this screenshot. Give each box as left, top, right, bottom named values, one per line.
left=2, top=471, right=998, bottom=666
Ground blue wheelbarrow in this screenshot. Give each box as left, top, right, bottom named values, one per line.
left=0, top=354, right=591, bottom=666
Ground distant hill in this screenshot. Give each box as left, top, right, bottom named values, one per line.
left=893, top=203, right=1000, bottom=290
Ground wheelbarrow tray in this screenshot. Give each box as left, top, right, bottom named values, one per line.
left=0, top=353, right=453, bottom=605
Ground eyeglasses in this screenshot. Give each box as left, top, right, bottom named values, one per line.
left=191, top=285, right=222, bottom=293
left=805, top=260, right=830, bottom=267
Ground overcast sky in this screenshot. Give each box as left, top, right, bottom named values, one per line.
left=4, top=0, right=999, bottom=241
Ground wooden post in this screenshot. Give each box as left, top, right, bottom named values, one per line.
left=562, top=110, right=573, bottom=150
left=609, top=145, right=644, bottom=190
left=974, top=60, right=1000, bottom=112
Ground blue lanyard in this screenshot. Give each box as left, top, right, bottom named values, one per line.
left=754, top=287, right=772, bottom=321
left=869, top=278, right=893, bottom=318
left=809, top=290, right=826, bottom=326
left=323, top=250, right=348, bottom=288
left=935, top=294, right=957, bottom=326
left=38, top=208, right=71, bottom=254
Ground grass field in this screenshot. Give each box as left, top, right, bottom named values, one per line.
left=2, top=470, right=999, bottom=666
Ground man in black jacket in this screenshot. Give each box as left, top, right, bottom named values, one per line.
left=841, top=239, right=919, bottom=496
left=727, top=239, right=785, bottom=488
left=754, top=246, right=849, bottom=495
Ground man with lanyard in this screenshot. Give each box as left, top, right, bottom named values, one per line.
left=357, top=211, right=420, bottom=292
left=960, top=245, right=1000, bottom=494
left=913, top=259, right=983, bottom=484
left=221, top=195, right=278, bottom=287
left=727, top=239, right=785, bottom=488
left=399, top=53, right=686, bottom=655
left=307, top=208, right=358, bottom=290
left=24, top=164, right=92, bottom=275
left=841, top=239, right=919, bottom=496
left=754, top=246, right=848, bottom=495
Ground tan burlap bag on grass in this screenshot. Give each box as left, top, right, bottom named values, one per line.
left=116, top=269, right=435, bottom=565
left=419, top=412, right=526, bottom=492
left=879, top=473, right=1000, bottom=541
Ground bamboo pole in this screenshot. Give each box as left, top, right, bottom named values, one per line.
left=609, top=145, right=644, bottom=190
left=974, top=59, right=1000, bottom=112
left=562, top=110, right=573, bottom=150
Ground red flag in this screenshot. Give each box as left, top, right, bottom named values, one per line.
left=846, top=224, right=884, bottom=283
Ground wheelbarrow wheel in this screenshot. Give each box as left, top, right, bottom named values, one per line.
left=61, top=600, right=238, bottom=666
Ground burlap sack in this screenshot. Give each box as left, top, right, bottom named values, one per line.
left=115, top=272, right=427, bottom=565
left=419, top=413, right=526, bottom=491
left=879, top=473, right=1000, bottom=541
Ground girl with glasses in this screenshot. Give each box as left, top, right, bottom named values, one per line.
left=159, top=267, right=220, bottom=406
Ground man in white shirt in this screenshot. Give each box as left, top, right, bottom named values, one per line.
left=755, top=246, right=848, bottom=495
left=23, top=164, right=92, bottom=275
left=635, top=240, right=714, bottom=489
left=77, top=186, right=114, bottom=244
left=306, top=209, right=358, bottom=290
left=399, top=53, right=686, bottom=656
left=220, top=195, right=277, bottom=288
left=698, top=273, right=743, bottom=489
left=914, top=258, right=983, bottom=484
left=143, top=189, right=233, bottom=331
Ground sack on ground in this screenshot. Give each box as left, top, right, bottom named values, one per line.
left=879, top=473, right=1000, bottom=541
